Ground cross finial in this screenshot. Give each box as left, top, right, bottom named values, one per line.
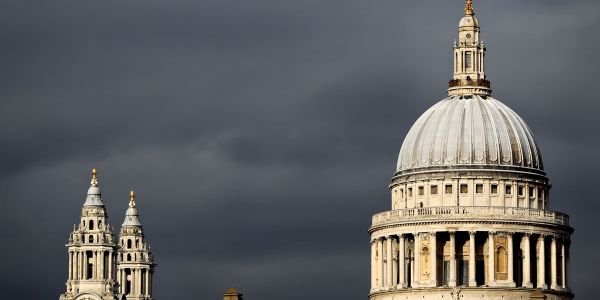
left=91, top=168, right=98, bottom=185
left=129, top=190, right=136, bottom=207
left=465, top=0, right=474, bottom=15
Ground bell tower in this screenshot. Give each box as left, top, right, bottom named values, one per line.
left=116, top=191, right=155, bottom=300
left=59, top=169, right=119, bottom=300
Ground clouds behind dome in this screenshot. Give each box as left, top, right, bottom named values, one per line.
left=0, top=0, right=599, bottom=299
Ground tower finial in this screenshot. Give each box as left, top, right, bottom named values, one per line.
left=91, top=168, right=98, bottom=185
left=129, top=190, right=136, bottom=207
left=465, top=0, right=474, bottom=15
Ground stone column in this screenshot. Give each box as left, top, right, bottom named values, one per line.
left=551, top=236, right=558, bottom=289
left=399, top=234, right=406, bottom=288
left=469, top=231, right=477, bottom=287
left=414, top=233, right=420, bottom=287
left=430, top=232, right=437, bottom=287
left=83, top=251, right=87, bottom=280
left=538, top=235, right=547, bottom=289
left=523, top=233, right=533, bottom=288
left=68, top=251, right=73, bottom=280
left=449, top=232, right=457, bottom=287
left=561, top=241, right=566, bottom=289
left=508, top=233, right=515, bottom=286
left=370, top=239, right=375, bottom=291
left=379, top=238, right=385, bottom=289
left=108, top=252, right=113, bottom=280
left=387, top=236, right=393, bottom=288
left=566, top=242, right=571, bottom=290
left=488, top=232, right=495, bottom=285
left=145, top=269, right=150, bottom=296
left=78, top=251, right=82, bottom=280
left=98, top=251, right=102, bottom=279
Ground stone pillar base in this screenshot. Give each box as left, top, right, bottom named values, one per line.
left=523, top=281, right=533, bottom=288
left=468, top=281, right=477, bottom=287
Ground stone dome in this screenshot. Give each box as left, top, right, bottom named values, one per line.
left=459, top=15, right=479, bottom=27
left=397, top=94, right=544, bottom=175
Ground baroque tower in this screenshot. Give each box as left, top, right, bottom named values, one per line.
left=368, top=1, right=573, bottom=299
left=116, top=191, right=155, bottom=299
left=60, top=169, right=120, bottom=300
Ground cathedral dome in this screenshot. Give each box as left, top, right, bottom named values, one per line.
left=396, top=94, right=544, bottom=175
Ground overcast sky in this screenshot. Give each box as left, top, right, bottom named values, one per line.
left=1, top=0, right=599, bottom=299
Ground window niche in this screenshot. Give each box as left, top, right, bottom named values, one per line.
left=431, top=185, right=438, bottom=195
left=445, top=184, right=453, bottom=194
left=460, top=184, right=468, bottom=194
left=491, top=184, right=498, bottom=194
left=505, top=185, right=512, bottom=195
left=475, top=184, right=484, bottom=194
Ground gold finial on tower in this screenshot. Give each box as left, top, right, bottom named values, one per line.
left=129, top=190, right=136, bottom=207
left=91, top=168, right=98, bottom=185
left=465, top=0, right=474, bottom=15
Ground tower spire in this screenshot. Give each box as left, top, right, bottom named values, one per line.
left=465, top=0, right=474, bottom=16
left=129, top=190, right=136, bottom=208
left=91, top=168, right=98, bottom=186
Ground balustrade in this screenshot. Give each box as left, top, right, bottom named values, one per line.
left=372, top=206, right=569, bottom=227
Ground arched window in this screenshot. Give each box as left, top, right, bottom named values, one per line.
left=496, top=246, right=508, bottom=273
left=127, top=254, right=131, bottom=261
left=89, top=235, right=94, bottom=243
left=89, top=220, right=94, bottom=230
left=98, top=220, right=102, bottom=228
left=127, top=239, right=132, bottom=249
left=136, top=239, right=139, bottom=248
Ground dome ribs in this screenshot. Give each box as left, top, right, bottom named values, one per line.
left=396, top=96, right=544, bottom=176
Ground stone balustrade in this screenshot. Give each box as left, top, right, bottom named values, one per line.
left=372, top=206, right=569, bottom=227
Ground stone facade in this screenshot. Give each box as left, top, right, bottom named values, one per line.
left=59, top=170, right=155, bottom=300
left=369, top=1, right=574, bottom=300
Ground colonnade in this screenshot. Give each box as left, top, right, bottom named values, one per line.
left=370, top=231, right=570, bottom=292
left=67, top=250, right=114, bottom=281
left=117, top=267, right=153, bottom=297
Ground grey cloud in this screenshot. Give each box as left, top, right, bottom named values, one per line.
left=0, top=0, right=598, bottom=299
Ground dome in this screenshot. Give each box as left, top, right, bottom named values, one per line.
left=397, top=94, right=544, bottom=175
left=459, top=15, right=479, bottom=27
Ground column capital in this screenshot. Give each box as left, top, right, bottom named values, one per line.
left=448, top=231, right=456, bottom=236
left=524, top=232, right=533, bottom=237
left=469, top=230, right=476, bottom=235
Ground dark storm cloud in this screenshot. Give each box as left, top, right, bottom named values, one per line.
left=1, top=0, right=599, bottom=299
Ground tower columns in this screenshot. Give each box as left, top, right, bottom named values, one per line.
left=468, top=231, right=477, bottom=287
left=523, top=233, right=533, bottom=288
left=561, top=241, right=566, bottom=289
left=488, top=232, right=495, bottom=285
left=508, top=232, right=515, bottom=287
left=398, top=234, right=406, bottom=288
left=387, top=236, right=393, bottom=288
left=430, top=232, right=437, bottom=287
left=414, top=233, right=421, bottom=287
left=449, top=232, right=457, bottom=287
left=538, top=235, right=547, bottom=289
left=551, top=236, right=558, bottom=289
left=68, top=251, right=73, bottom=280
